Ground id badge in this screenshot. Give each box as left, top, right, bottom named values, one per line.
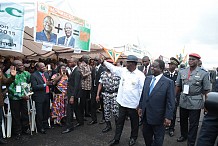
left=183, top=85, right=189, bottom=94
left=16, top=85, right=21, bottom=93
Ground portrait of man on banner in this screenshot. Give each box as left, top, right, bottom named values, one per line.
left=57, top=22, right=75, bottom=48
left=0, top=33, right=14, bottom=49
left=35, top=2, right=91, bottom=51
left=36, top=15, right=57, bottom=44
left=0, top=3, right=24, bottom=53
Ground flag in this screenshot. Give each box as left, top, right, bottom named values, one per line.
left=103, top=48, right=115, bottom=62
left=114, top=51, right=122, bottom=63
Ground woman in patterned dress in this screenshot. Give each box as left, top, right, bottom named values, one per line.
left=51, top=64, right=69, bottom=126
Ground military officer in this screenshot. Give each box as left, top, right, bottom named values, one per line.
left=175, top=53, right=211, bottom=146
left=163, top=57, right=180, bottom=137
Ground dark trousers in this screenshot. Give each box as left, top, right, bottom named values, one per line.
left=10, top=99, right=29, bottom=135
left=35, top=94, right=50, bottom=130
left=196, top=113, right=218, bottom=146
left=180, top=107, right=201, bottom=146
left=80, top=89, right=90, bottom=117
left=169, top=98, right=179, bottom=131
left=66, top=98, right=83, bottom=129
left=114, top=105, right=139, bottom=141
left=169, top=106, right=177, bottom=131
left=0, top=107, right=3, bottom=138
left=142, top=117, right=165, bottom=146
left=90, top=87, right=97, bottom=122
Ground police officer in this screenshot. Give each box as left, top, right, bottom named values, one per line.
left=164, top=57, right=180, bottom=137
left=176, top=53, right=211, bottom=146
left=96, top=59, right=121, bottom=133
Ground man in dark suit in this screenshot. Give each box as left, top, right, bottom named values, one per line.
left=89, top=56, right=106, bottom=125
left=57, top=22, right=75, bottom=48
left=62, top=58, right=83, bottom=134
left=163, top=57, right=180, bottom=137
left=30, top=62, right=53, bottom=134
left=138, top=56, right=152, bottom=76
left=36, top=16, right=57, bottom=44
left=138, top=59, right=175, bottom=146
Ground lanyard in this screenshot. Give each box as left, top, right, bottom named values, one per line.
left=188, top=69, right=191, bottom=80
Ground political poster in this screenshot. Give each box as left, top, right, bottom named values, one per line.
left=124, top=44, right=145, bottom=59
left=0, top=2, right=24, bottom=52
left=35, top=2, right=91, bottom=52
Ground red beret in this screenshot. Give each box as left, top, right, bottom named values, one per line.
left=106, top=59, right=114, bottom=63
left=189, top=53, right=201, bottom=59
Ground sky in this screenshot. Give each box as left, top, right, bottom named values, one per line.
left=62, top=0, right=218, bottom=68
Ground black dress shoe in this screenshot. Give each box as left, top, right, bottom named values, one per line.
left=39, top=129, right=46, bottom=134
left=23, top=128, right=31, bottom=135
left=62, top=128, right=73, bottom=134
left=0, top=138, right=7, bottom=144
left=108, top=139, right=119, bottom=146
left=102, top=126, right=112, bottom=133
left=74, top=123, right=84, bottom=128
left=129, top=138, right=136, bottom=146
left=177, top=136, right=187, bottom=142
left=169, top=131, right=174, bottom=137
left=44, top=126, right=52, bottom=129
left=88, top=120, right=97, bottom=125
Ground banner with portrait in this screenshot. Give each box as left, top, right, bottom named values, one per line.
left=35, top=2, right=91, bottom=52
left=0, top=2, right=24, bottom=52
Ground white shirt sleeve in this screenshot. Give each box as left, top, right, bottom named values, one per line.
left=104, top=61, right=122, bottom=77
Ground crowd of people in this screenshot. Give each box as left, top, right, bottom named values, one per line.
left=0, top=53, right=217, bottom=146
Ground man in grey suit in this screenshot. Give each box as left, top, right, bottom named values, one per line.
left=57, top=22, right=75, bottom=48
left=138, top=59, right=175, bottom=146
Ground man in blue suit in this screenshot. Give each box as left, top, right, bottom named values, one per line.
left=36, top=16, right=57, bottom=44
left=138, top=59, right=175, bottom=146
left=57, top=22, right=75, bottom=48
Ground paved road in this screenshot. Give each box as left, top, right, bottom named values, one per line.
left=6, top=110, right=217, bottom=146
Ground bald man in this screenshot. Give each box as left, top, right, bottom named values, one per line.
left=36, top=16, right=57, bottom=43
left=31, top=62, right=53, bottom=134
left=57, top=22, right=75, bottom=47
left=8, top=60, right=31, bottom=140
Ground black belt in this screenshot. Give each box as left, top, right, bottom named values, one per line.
left=104, top=89, right=118, bottom=93
left=186, top=92, right=202, bottom=96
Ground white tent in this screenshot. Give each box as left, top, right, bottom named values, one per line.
left=0, top=0, right=105, bottom=59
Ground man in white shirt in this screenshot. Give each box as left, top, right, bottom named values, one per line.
left=106, top=55, right=145, bottom=146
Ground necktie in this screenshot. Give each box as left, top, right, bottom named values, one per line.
left=42, top=73, right=49, bottom=93
left=65, top=38, right=68, bottom=46
left=149, top=77, right=156, bottom=95
left=170, top=73, right=173, bottom=78
left=143, top=67, right=147, bottom=75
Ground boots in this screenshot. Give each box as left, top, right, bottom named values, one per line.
left=102, top=121, right=112, bottom=133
